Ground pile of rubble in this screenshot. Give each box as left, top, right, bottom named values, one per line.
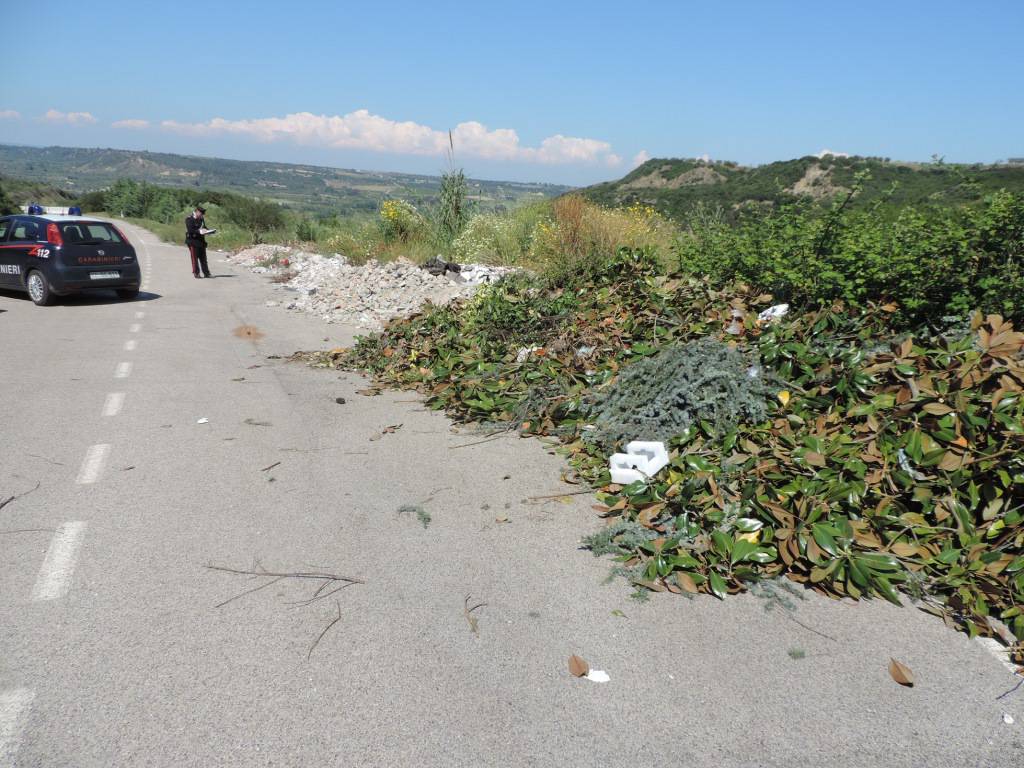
left=227, top=245, right=513, bottom=330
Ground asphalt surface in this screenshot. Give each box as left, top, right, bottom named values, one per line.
left=0, top=223, right=1021, bottom=767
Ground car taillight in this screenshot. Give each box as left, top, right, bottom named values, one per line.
left=46, top=223, right=64, bottom=247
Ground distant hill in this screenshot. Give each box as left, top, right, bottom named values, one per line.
left=582, top=155, right=1024, bottom=221
left=0, top=144, right=572, bottom=215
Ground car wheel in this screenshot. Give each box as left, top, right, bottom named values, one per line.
left=26, top=270, right=53, bottom=306
left=116, top=288, right=140, bottom=300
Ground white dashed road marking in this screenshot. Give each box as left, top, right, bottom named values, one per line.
left=114, top=362, right=132, bottom=379
left=135, top=311, right=145, bottom=319
left=124, top=339, right=137, bottom=352
left=102, top=393, right=125, bottom=417
left=129, top=323, right=141, bottom=333
left=31, top=521, right=87, bottom=601
left=0, top=688, right=34, bottom=767
left=76, top=444, right=110, bottom=485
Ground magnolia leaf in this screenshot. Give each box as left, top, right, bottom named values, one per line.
left=675, top=572, right=699, bottom=594
left=804, top=451, right=827, bottom=468
left=889, top=542, right=919, bottom=558
left=707, top=571, right=728, bottom=600
left=568, top=655, right=589, bottom=678
left=888, top=658, right=915, bottom=687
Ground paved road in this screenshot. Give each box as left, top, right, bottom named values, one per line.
left=1, top=224, right=1021, bottom=767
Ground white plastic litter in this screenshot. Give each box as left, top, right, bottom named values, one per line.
left=897, top=448, right=927, bottom=481
left=458, top=264, right=511, bottom=285
left=196, top=418, right=209, bottom=424
left=516, top=345, right=542, bottom=364
left=758, top=303, right=790, bottom=323
left=1004, top=712, right=1015, bottom=725
left=725, top=307, right=745, bottom=335
left=609, top=441, right=669, bottom=485
left=585, top=670, right=610, bottom=683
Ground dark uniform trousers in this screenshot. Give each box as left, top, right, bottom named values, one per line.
left=185, top=215, right=211, bottom=277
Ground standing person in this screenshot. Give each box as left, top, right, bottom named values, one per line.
left=185, top=205, right=212, bottom=278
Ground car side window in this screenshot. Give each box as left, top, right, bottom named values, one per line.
left=10, top=219, right=41, bottom=242
left=0, top=220, right=10, bottom=242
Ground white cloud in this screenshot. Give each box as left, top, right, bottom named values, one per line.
left=631, top=150, right=651, bottom=168
left=816, top=148, right=849, bottom=159
left=43, top=109, right=97, bottom=125
left=0, top=109, right=20, bottom=120
left=161, top=110, right=621, bottom=166
left=112, top=118, right=150, bottom=129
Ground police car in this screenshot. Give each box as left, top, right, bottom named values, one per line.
left=0, top=214, right=141, bottom=305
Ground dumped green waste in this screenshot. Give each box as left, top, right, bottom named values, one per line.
left=300, top=247, right=1024, bottom=666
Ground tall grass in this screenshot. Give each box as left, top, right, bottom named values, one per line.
left=123, top=188, right=680, bottom=274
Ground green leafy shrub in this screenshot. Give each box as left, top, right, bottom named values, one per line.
left=379, top=199, right=426, bottom=244
left=674, top=190, right=1024, bottom=327
left=294, top=218, right=320, bottom=242
left=222, top=196, right=285, bottom=243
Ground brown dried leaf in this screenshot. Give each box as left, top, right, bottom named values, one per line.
left=889, top=542, right=919, bottom=558
left=804, top=451, right=827, bottom=468
left=938, top=451, right=964, bottom=472
left=568, top=655, right=589, bottom=677
left=888, top=658, right=915, bottom=687
left=675, top=572, right=699, bottom=594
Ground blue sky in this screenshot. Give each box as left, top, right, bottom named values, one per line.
left=1, top=0, right=1021, bottom=185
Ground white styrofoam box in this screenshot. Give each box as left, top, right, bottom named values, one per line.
left=609, top=441, right=669, bottom=485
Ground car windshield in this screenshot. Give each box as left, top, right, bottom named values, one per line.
left=59, top=222, right=124, bottom=244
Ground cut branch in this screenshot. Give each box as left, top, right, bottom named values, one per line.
left=0, top=482, right=41, bottom=512
left=308, top=600, right=344, bottom=660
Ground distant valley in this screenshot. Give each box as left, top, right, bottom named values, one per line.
left=0, top=144, right=573, bottom=214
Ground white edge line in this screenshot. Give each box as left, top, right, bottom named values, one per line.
left=0, top=688, right=35, bottom=765
left=30, top=521, right=87, bottom=601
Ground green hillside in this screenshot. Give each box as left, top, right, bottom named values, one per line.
left=0, top=175, right=77, bottom=210
left=0, top=144, right=571, bottom=215
left=583, top=155, right=1024, bottom=220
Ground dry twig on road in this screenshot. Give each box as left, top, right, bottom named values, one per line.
left=307, top=601, right=344, bottom=660
left=0, top=482, right=41, bottom=513
left=206, top=561, right=364, bottom=609
left=206, top=561, right=365, bottom=660
left=0, top=528, right=57, bottom=536
left=464, top=595, right=486, bottom=635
